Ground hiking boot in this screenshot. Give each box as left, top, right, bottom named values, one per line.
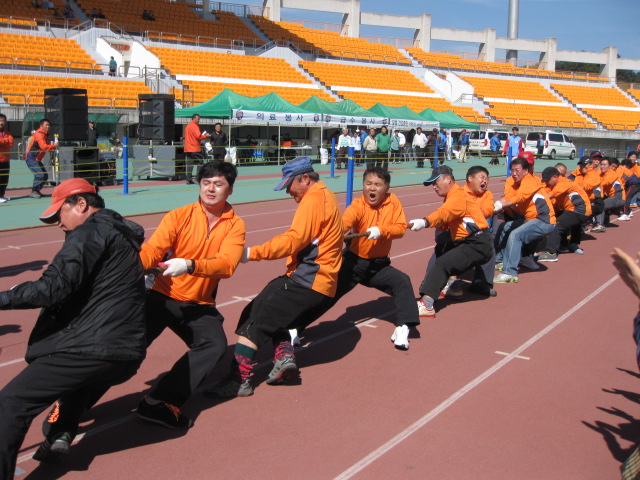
left=391, top=324, right=410, bottom=350
left=537, top=252, right=558, bottom=262
left=33, top=432, right=73, bottom=463
left=493, top=272, right=518, bottom=284
left=417, top=299, right=435, bottom=318
left=136, top=397, right=194, bottom=429
left=205, top=376, right=253, bottom=398
left=28, top=190, right=42, bottom=199
left=591, top=224, right=606, bottom=233
left=266, top=355, right=298, bottom=385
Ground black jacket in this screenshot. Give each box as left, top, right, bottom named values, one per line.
left=86, top=128, right=98, bottom=147
left=0, top=209, right=146, bottom=363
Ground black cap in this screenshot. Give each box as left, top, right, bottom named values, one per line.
left=423, top=165, right=454, bottom=185
left=590, top=150, right=603, bottom=159
left=577, top=155, right=592, bottom=165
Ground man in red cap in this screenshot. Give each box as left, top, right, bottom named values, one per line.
left=0, top=178, right=146, bottom=476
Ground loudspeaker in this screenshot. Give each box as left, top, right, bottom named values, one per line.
left=141, top=113, right=174, bottom=126
left=141, top=126, right=174, bottom=141
left=140, top=100, right=175, bottom=115
left=74, top=147, right=100, bottom=182
left=44, top=88, right=89, bottom=142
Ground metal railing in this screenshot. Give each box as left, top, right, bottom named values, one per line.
left=0, top=15, right=49, bottom=31
left=282, top=18, right=342, bottom=33
left=208, top=2, right=268, bottom=17
left=315, top=48, right=411, bottom=66
left=143, top=30, right=254, bottom=49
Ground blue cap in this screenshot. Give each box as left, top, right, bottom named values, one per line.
left=423, top=165, right=454, bottom=185
left=274, top=156, right=314, bottom=191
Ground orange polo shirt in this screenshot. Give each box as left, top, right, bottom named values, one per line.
left=463, top=184, right=494, bottom=219
left=503, top=173, right=556, bottom=224
left=184, top=120, right=208, bottom=153
left=426, top=183, right=489, bottom=240
left=601, top=169, right=625, bottom=200
left=342, top=193, right=406, bottom=259
left=547, top=176, right=592, bottom=217
left=574, top=169, right=602, bottom=200
left=140, top=200, right=246, bottom=305
left=0, top=129, right=14, bottom=163
left=249, top=181, right=343, bottom=297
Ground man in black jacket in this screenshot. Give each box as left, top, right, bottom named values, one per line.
left=0, top=178, right=146, bottom=478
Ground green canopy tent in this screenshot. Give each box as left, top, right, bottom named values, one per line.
left=418, top=108, right=479, bottom=130
left=367, top=103, right=439, bottom=130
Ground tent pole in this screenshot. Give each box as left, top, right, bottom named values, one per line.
left=278, top=124, right=281, bottom=166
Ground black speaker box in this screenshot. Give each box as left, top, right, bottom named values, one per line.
left=48, top=109, right=88, bottom=125
left=140, top=100, right=175, bottom=115
left=140, top=113, right=174, bottom=126
left=141, top=126, right=174, bottom=141
left=49, top=124, right=88, bottom=142
left=44, top=95, right=88, bottom=110
left=74, top=148, right=100, bottom=182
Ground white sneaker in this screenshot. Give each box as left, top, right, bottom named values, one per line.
left=617, top=214, right=631, bottom=221
left=0, top=197, right=8, bottom=204
left=289, top=329, right=300, bottom=347
left=493, top=272, right=519, bottom=283
left=391, top=325, right=410, bottom=350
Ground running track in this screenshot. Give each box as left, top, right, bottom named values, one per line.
left=1, top=178, right=639, bottom=479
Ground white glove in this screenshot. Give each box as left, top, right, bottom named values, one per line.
left=493, top=200, right=503, bottom=213
left=53, top=137, right=59, bottom=145
left=409, top=219, right=427, bottom=231
left=366, top=226, right=381, bottom=240
left=162, top=258, right=189, bottom=277
left=202, top=130, right=208, bottom=136
left=241, top=247, right=251, bottom=263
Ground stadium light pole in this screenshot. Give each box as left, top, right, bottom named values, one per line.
left=506, top=0, right=519, bottom=65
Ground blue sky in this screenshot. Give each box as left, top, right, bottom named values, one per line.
left=233, top=0, right=640, bottom=62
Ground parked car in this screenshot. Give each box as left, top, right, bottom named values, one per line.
left=525, top=130, right=576, bottom=159
left=469, top=129, right=508, bottom=156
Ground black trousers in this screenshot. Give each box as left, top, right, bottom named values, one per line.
left=624, top=184, right=640, bottom=215
left=0, top=162, right=9, bottom=197
left=415, top=146, right=425, bottom=167
left=375, top=151, right=389, bottom=170
left=185, top=152, right=204, bottom=181
left=0, top=353, right=140, bottom=479
left=364, top=151, right=376, bottom=170
left=324, top=250, right=419, bottom=327
left=546, top=210, right=589, bottom=253
left=145, top=290, right=227, bottom=406
left=419, top=231, right=493, bottom=300
left=236, top=275, right=332, bottom=347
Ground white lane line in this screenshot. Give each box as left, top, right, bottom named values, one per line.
left=0, top=358, right=24, bottom=368
left=495, top=351, right=530, bottom=360
left=333, top=273, right=620, bottom=480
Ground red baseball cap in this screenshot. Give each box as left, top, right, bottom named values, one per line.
left=521, top=151, right=535, bottom=166
left=40, top=178, right=96, bottom=224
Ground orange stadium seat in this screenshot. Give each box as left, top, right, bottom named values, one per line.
left=0, top=32, right=96, bottom=70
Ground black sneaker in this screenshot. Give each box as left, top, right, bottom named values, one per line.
left=469, top=282, right=497, bottom=297
left=33, top=432, right=73, bottom=463
left=266, top=355, right=298, bottom=385
left=136, top=397, right=194, bottom=429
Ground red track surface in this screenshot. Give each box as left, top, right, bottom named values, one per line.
left=1, top=178, right=639, bottom=479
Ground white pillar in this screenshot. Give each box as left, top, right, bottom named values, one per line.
left=601, top=46, right=618, bottom=80
left=478, top=28, right=496, bottom=62
left=263, top=0, right=280, bottom=21
left=413, top=13, right=431, bottom=51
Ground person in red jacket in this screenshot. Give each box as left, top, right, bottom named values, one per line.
left=184, top=114, right=210, bottom=185
left=25, top=118, right=57, bottom=199
left=0, top=113, right=14, bottom=203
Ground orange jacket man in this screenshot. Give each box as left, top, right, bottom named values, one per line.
left=184, top=114, right=210, bottom=184
left=25, top=118, right=56, bottom=198
left=0, top=113, right=14, bottom=202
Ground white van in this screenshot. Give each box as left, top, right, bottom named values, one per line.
left=525, top=130, right=576, bottom=159
left=469, top=129, right=508, bottom=156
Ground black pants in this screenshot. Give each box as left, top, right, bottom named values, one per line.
left=415, top=146, right=425, bottom=167
left=337, top=146, right=348, bottom=168
left=376, top=151, right=389, bottom=170
left=324, top=250, right=419, bottom=327
left=0, top=162, right=9, bottom=197
left=145, top=290, right=227, bottom=406
left=419, top=231, right=493, bottom=300
left=185, top=152, right=204, bottom=181
left=624, top=184, right=640, bottom=215
left=0, top=353, right=140, bottom=479
left=236, top=275, right=332, bottom=347
left=365, top=151, right=376, bottom=170
left=546, top=210, right=589, bottom=253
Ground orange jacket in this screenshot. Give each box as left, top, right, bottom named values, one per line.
left=426, top=183, right=489, bottom=240
left=601, top=169, right=625, bottom=200
left=184, top=120, right=208, bottom=153
left=342, top=193, right=406, bottom=259
left=547, top=176, right=592, bottom=216
left=463, top=184, right=494, bottom=219
left=503, top=173, right=556, bottom=224
left=140, top=201, right=246, bottom=305
left=249, top=181, right=343, bottom=297
left=0, top=129, right=14, bottom=163
left=25, top=128, right=56, bottom=162
left=621, top=163, right=640, bottom=187
left=574, top=168, right=602, bottom=200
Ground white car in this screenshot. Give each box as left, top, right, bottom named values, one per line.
left=525, top=130, right=576, bottom=159
left=469, top=129, right=508, bottom=156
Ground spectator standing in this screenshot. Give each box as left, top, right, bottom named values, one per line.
left=458, top=129, right=470, bottom=163
left=209, top=122, right=228, bottom=161
left=267, top=134, right=278, bottom=162
left=86, top=121, right=97, bottom=147
left=489, top=132, right=501, bottom=165
left=0, top=114, right=14, bottom=204
left=184, top=113, right=210, bottom=184
left=108, top=56, right=117, bottom=77
left=437, top=129, right=447, bottom=163
left=389, top=129, right=403, bottom=164
left=412, top=127, right=428, bottom=168
left=375, top=126, right=391, bottom=170
left=362, top=128, right=377, bottom=170
left=503, top=127, right=524, bottom=159
left=336, top=127, right=351, bottom=169
left=405, top=128, right=415, bottom=163
left=536, top=133, right=545, bottom=158
left=351, top=130, right=362, bottom=165
left=0, top=178, right=146, bottom=475
left=425, top=128, right=438, bottom=168
left=25, top=118, right=57, bottom=199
